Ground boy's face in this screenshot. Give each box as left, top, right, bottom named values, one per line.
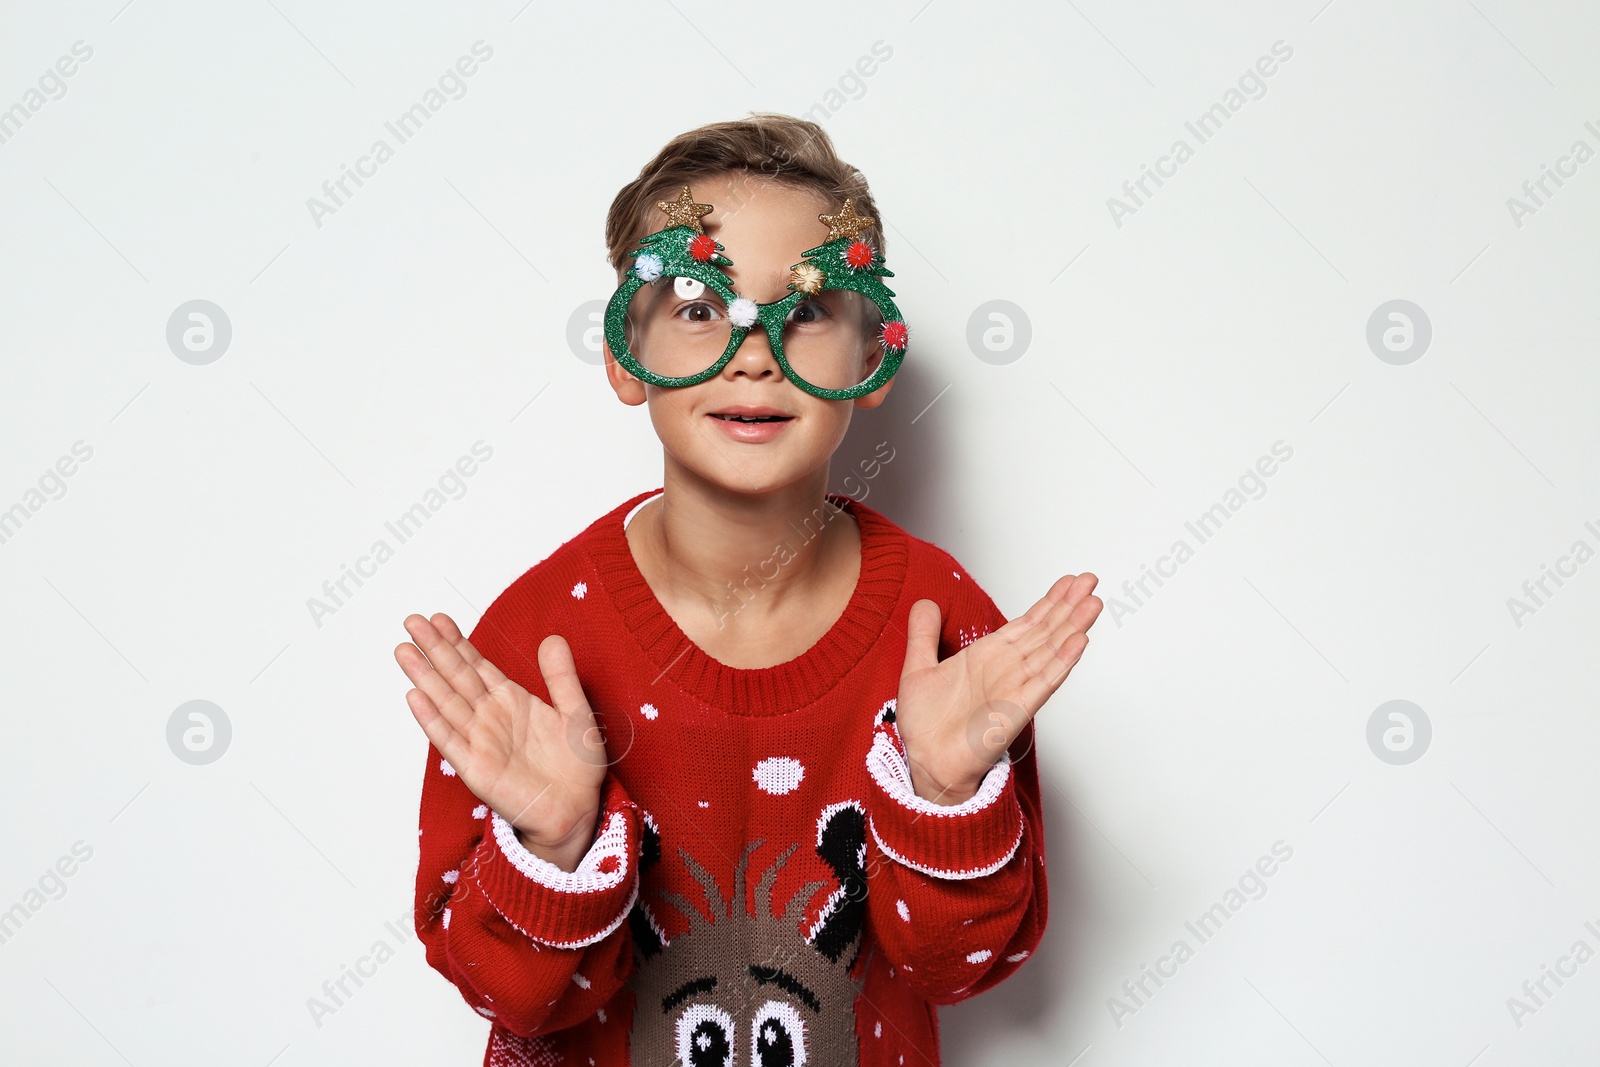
left=604, top=171, right=894, bottom=495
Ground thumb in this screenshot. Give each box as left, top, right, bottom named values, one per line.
left=537, top=633, right=589, bottom=716
left=901, top=598, right=943, bottom=681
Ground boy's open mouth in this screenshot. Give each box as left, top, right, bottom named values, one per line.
left=707, top=406, right=795, bottom=423
left=705, top=407, right=797, bottom=441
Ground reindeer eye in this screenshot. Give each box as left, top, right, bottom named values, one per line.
left=673, top=276, right=707, bottom=300
left=676, top=1004, right=735, bottom=1067
left=752, top=1000, right=807, bottom=1066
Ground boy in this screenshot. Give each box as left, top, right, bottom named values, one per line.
left=395, top=113, right=1102, bottom=1066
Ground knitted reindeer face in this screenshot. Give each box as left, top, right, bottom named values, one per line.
left=625, top=801, right=870, bottom=1066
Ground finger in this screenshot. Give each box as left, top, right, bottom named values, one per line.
left=395, top=639, right=479, bottom=739
left=992, top=574, right=1083, bottom=661
left=1018, top=574, right=1077, bottom=625
left=404, top=613, right=491, bottom=707
left=406, top=614, right=490, bottom=704
left=1020, top=584, right=1099, bottom=681
left=1042, top=585, right=1102, bottom=649
left=1016, top=630, right=1088, bottom=707
left=537, top=634, right=593, bottom=721
left=402, top=684, right=472, bottom=775
left=1067, top=588, right=1104, bottom=636
left=431, top=612, right=509, bottom=689
left=900, top=599, right=943, bottom=678
left=1033, top=573, right=1100, bottom=641
left=975, top=580, right=1066, bottom=665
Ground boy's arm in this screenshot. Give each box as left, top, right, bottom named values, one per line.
left=861, top=565, right=1049, bottom=1006
left=415, top=744, right=641, bottom=1035
left=412, top=606, right=641, bottom=1037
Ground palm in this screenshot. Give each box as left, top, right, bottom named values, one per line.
left=395, top=613, right=606, bottom=848
left=895, top=574, right=1101, bottom=802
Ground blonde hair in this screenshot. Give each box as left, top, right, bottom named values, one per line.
left=604, top=112, right=886, bottom=280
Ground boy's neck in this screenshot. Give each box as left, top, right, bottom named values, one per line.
left=624, top=468, right=861, bottom=638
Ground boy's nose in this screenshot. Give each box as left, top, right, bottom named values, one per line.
left=724, top=328, right=782, bottom=378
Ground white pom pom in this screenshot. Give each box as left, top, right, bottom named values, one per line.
left=632, top=253, right=663, bottom=281
left=728, top=297, right=759, bottom=328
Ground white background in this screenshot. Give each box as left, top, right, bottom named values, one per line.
left=2, top=1, right=1597, bottom=1064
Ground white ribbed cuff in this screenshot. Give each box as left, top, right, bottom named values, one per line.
left=489, top=808, right=631, bottom=894
left=866, top=727, right=1011, bottom=817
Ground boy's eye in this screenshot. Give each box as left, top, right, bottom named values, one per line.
left=679, top=303, right=720, bottom=323
left=786, top=298, right=830, bottom=325
left=660, top=276, right=724, bottom=323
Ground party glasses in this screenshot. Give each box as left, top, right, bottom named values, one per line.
left=603, top=187, right=909, bottom=401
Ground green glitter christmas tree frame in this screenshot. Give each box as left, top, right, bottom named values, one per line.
left=603, top=225, right=908, bottom=402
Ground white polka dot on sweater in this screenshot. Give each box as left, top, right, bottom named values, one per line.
left=472, top=804, right=487, bottom=819
left=895, top=899, right=910, bottom=922
left=475, top=1006, right=496, bottom=1018
left=698, top=800, right=709, bottom=808
left=442, top=908, right=451, bottom=929
left=572, top=581, right=587, bottom=598
left=753, top=756, right=805, bottom=795
left=1006, top=951, right=1030, bottom=962
left=440, top=758, right=456, bottom=776
left=442, top=870, right=458, bottom=884
left=640, top=703, right=658, bottom=720
left=597, top=1008, right=606, bottom=1023
left=874, top=1021, right=882, bottom=1037
left=573, top=972, right=591, bottom=989
left=966, top=949, right=992, bottom=963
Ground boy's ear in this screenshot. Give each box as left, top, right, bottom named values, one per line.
left=853, top=366, right=894, bottom=410
left=852, top=337, right=892, bottom=410
left=603, top=341, right=648, bottom=406
left=853, top=380, right=893, bottom=410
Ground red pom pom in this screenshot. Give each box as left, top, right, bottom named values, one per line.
left=844, top=240, right=875, bottom=269
left=880, top=320, right=909, bottom=351
left=688, top=234, right=717, bottom=262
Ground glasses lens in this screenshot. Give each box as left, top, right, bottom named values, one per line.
left=781, top=289, right=885, bottom=392
left=624, top=275, right=733, bottom=381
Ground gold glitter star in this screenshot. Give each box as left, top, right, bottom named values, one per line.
left=655, top=186, right=714, bottom=233
left=818, top=198, right=875, bottom=241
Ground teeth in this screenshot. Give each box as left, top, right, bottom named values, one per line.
left=715, top=414, right=786, bottom=422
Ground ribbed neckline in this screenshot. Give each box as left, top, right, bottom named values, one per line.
left=586, top=487, right=909, bottom=715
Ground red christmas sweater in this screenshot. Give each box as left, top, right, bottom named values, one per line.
left=413, top=487, right=1048, bottom=1066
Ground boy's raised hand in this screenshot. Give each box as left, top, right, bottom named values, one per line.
left=895, top=574, right=1101, bottom=805
left=395, top=613, right=608, bottom=861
